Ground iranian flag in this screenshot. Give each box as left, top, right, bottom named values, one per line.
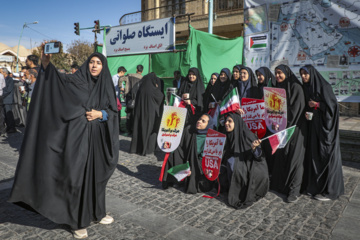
left=169, top=93, right=182, bottom=107
left=208, top=104, right=220, bottom=128
left=264, top=125, right=296, bottom=154
left=220, top=88, right=240, bottom=115
left=167, top=162, right=190, bottom=182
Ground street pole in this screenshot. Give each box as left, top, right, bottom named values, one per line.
left=16, top=21, right=38, bottom=73
left=208, top=0, right=213, bottom=34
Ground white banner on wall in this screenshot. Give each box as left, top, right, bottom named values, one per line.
left=106, top=18, right=175, bottom=56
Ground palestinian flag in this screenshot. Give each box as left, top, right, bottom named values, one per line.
left=267, top=126, right=296, bottom=154
left=250, top=35, right=267, bottom=49
left=220, top=88, right=240, bottom=115
left=167, top=162, right=190, bottom=182
left=169, top=93, right=181, bottom=107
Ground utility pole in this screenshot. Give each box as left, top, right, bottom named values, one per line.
left=208, top=0, right=213, bottom=34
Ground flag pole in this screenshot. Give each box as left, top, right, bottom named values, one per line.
left=211, top=93, right=217, bottom=102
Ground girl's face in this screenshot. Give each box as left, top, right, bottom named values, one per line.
left=210, top=74, right=217, bottom=85
left=232, top=68, right=240, bottom=80
left=188, top=72, right=197, bottom=82
left=240, top=69, right=249, bottom=82
left=225, top=117, right=235, bottom=132
left=89, top=56, right=103, bottom=77
left=300, top=69, right=310, bottom=83
left=196, top=115, right=210, bottom=130
left=256, top=72, right=265, bottom=84
left=275, top=69, right=286, bottom=83
left=219, top=72, right=228, bottom=82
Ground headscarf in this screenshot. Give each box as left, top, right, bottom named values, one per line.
left=211, top=68, right=232, bottom=102
left=255, top=67, right=275, bottom=98
left=238, top=67, right=258, bottom=99
left=178, top=67, right=205, bottom=109
left=274, top=64, right=305, bottom=127
left=203, top=72, right=219, bottom=107
left=223, top=112, right=256, bottom=160
left=196, top=113, right=211, bottom=135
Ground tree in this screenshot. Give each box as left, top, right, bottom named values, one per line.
left=32, top=41, right=71, bottom=72
left=67, top=40, right=94, bottom=67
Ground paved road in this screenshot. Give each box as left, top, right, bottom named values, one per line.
left=0, top=126, right=360, bottom=240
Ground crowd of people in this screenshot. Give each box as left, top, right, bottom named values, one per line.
left=126, top=64, right=344, bottom=207
left=5, top=45, right=344, bottom=238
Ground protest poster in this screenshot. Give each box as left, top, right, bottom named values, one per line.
left=157, top=106, right=187, bottom=153
left=263, top=87, right=287, bottom=134
left=201, top=129, right=226, bottom=181
left=241, top=98, right=266, bottom=138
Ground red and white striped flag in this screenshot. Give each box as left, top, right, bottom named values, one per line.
left=264, top=125, right=296, bottom=154
left=219, top=88, right=240, bottom=115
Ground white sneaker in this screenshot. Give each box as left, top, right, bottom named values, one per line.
left=72, top=228, right=88, bottom=239
left=99, top=215, right=114, bottom=224
left=314, top=194, right=331, bottom=201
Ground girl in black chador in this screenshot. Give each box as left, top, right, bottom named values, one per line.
left=300, top=65, right=344, bottom=201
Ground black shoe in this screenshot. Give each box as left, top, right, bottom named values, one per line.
left=287, top=195, right=298, bottom=203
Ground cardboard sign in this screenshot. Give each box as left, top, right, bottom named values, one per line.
left=201, top=129, right=226, bottom=181
left=263, top=87, right=287, bottom=134
left=157, top=106, right=187, bottom=152
left=241, top=98, right=266, bottom=138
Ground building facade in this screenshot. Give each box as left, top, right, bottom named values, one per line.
left=141, top=0, right=244, bottom=43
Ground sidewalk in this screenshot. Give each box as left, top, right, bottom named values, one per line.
left=0, top=118, right=360, bottom=239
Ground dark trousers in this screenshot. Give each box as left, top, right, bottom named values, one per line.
left=126, top=112, right=134, bottom=134
left=4, top=104, right=15, bottom=131
left=0, top=97, right=5, bottom=133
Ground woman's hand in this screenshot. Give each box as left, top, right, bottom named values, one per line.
left=86, top=109, right=103, bottom=121
left=308, top=100, right=319, bottom=108
left=184, top=99, right=191, bottom=105
left=41, top=41, right=51, bottom=70
left=251, top=139, right=261, bottom=150
left=235, top=108, right=245, bottom=115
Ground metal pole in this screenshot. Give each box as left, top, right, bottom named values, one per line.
left=16, top=24, right=26, bottom=73
left=16, top=21, right=38, bottom=73
left=208, top=0, right=213, bottom=34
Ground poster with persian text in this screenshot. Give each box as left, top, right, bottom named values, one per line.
left=263, top=87, right=287, bottom=134
left=241, top=98, right=266, bottom=138
left=202, top=129, right=226, bottom=181
left=106, top=18, right=175, bottom=56
left=157, top=106, right=187, bottom=153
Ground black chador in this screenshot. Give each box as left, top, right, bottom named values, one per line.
left=130, top=73, right=164, bottom=156
left=300, top=65, right=344, bottom=200
left=270, top=65, right=307, bottom=201
left=221, top=113, right=269, bottom=209
left=9, top=53, right=119, bottom=230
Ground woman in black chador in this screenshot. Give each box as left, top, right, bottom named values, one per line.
left=130, top=73, right=164, bottom=156
left=220, top=112, right=269, bottom=209
left=202, top=72, right=219, bottom=113
left=177, top=67, right=205, bottom=124
left=300, top=65, right=344, bottom=201
left=9, top=47, right=119, bottom=238
left=203, top=68, right=233, bottom=114
left=162, top=114, right=214, bottom=194
left=270, top=65, right=307, bottom=203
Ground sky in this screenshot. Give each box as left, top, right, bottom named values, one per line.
left=1, top=0, right=141, bottom=51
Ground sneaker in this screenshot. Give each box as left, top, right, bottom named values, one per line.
left=287, top=195, right=298, bottom=203
left=99, top=215, right=114, bottom=224
left=72, top=228, right=88, bottom=239
left=314, top=194, right=331, bottom=201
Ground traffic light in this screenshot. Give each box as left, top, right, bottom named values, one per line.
left=74, top=22, right=80, bottom=36
left=94, top=20, right=100, bottom=33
